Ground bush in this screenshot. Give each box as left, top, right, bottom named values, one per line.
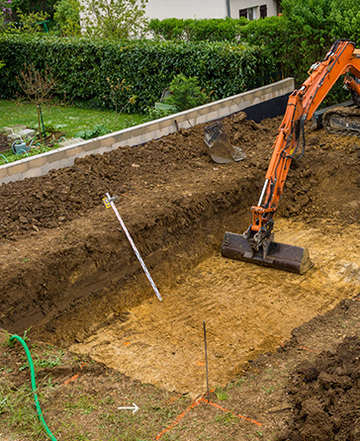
left=148, top=17, right=248, bottom=42
left=81, top=0, right=148, bottom=39
left=164, top=74, right=209, bottom=111
left=53, top=0, right=81, bottom=37
left=0, top=35, right=278, bottom=113
left=75, top=124, right=110, bottom=139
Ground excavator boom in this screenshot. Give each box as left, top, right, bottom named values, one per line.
left=221, top=40, right=360, bottom=274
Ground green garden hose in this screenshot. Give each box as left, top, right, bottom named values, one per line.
left=10, top=335, right=57, bottom=441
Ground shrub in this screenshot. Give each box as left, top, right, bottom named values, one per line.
left=148, top=17, right=248, bottom=42
left=0, top=35, right=278, bottom=113
left=81, top=0, right=148, bottom=39
left=53, top=0, right=81, bottom=37
left=75, top=124, right=110, bottom=139
left=164, top=74, right=209, bottom=112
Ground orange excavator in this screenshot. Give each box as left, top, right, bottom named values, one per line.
left=221, top=40, right=360, bottom=274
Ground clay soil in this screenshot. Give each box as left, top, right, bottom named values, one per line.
left=0, top=111, right=360, bottom=440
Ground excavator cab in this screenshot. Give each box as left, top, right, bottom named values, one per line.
left=221, top=40, right=360, bottom=274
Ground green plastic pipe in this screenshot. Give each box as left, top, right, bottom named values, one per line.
left=10, top=335, right=57, bottom=441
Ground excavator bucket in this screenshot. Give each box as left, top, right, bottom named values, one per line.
left=221, top=232, right=314, bottom=275
left=204, top=122, right=246, bottom=164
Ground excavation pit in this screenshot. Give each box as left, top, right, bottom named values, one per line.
left=1, top=112, right=359, bottom=401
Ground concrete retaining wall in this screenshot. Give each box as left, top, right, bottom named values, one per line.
left=0, top=77, right=294, bottom=185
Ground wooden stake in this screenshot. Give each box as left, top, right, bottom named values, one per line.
left=203, top=321, right=210, bottom=401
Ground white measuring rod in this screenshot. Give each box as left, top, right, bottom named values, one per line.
left=105, top=193, right=163, bottom=302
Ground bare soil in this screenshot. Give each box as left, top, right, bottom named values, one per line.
left=0, top=111, right=360, bottom=440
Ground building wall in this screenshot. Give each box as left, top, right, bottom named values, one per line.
left=145, top=0, right=227, bottom=19
left=230, top=0, right=278, bottom=19
left=145, top=0, right=278, bottom=20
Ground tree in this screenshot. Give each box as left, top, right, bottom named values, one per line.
left=81, top=0, right=148, bottom=39
left=16, top=63, right=59, bottom=141
left=280, top=0, right=333, bottom=81
left=54, top=0, right=81, bottom=36
left=329, top=0, right=360, bottom=43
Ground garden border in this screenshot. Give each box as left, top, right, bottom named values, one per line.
left=0, top=78, right=294, bottom=185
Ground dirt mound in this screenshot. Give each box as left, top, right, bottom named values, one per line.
left=279, top=335, right=360, bottom=441
left=0, top=112, right=276, bottom=239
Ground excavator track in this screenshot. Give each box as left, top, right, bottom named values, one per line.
left=323, top=106, right=360, bottom=135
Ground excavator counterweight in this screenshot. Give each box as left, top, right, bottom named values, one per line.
left=221, top=39, right=360, bottom=274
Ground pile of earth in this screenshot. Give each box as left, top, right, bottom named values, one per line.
left=279, top=335, right=360, bottom=441
left=0, top=112, right=278, bottom=239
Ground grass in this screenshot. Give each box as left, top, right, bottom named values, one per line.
left=0, top=99, right=148, bottom=166
left=0, top=100, right=147, bottom=139
left=0, top=330, right=193, bottom=441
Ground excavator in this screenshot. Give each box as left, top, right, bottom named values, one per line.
left=220, top=39, right=360, bottom=274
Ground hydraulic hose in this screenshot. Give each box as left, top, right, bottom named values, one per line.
left=10, top=335, right=57, bottom=441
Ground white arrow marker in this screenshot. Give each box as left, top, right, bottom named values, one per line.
left=117, top=403, right=139, bottom=413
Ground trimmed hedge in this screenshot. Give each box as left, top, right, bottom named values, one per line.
left=148, top=18, right=248, bottom=42
left=0, top=35, right=278, bottom=112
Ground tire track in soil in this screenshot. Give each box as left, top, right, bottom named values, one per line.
left=71, top=218, right=360, bottom=397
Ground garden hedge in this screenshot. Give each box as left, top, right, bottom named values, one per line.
left=0, top=35, right=278, bottom=112
left=148, top=18, right=248, bottom=42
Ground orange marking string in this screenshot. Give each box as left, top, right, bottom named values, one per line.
left=204, top=399, right=262, bottom=427
left=156, top=392, right=262, bottom=439
left=298, top=345, right=316, bottom=353
left=64, top=373, right=79, bottom=385
left=155, top=396, right=203, bottom=440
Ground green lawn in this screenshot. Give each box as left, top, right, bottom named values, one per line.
left=0, top=100, right=147, bottom=139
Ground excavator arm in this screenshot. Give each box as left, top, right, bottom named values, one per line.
left=221, top=40, right=360, bottom=274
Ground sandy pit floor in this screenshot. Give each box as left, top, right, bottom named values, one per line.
left=71, top=218, right=360, bottom=397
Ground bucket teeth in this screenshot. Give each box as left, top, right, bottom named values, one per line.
left=204, top=122, right=246, bottom=164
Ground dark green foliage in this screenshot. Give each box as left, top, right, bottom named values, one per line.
left=53, top=0, right=81, bottom=37
left=9, top=0, right=58, bottom=20
left=329, top=0, right=360, bottom=44
left=0, top=35, right=278, bottom=113
left=148, top=17, right=248, bottom=42
left=280, top=0, right=333, bottom=82
left=238, top=16, right=289, bottom=75
left=164, top=74, right=209, bottom=112
left=237, top=0, right=360, bottom=96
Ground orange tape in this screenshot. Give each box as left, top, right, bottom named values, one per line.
left=156, top=394, right=262, bottom=439
left=205, top=399, right=262, bottom=427
left=64, top=373, right=79, bottom=385
left=155, top=396, right=203, bottom=440
left=299, top=345, right=315, bottom=353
